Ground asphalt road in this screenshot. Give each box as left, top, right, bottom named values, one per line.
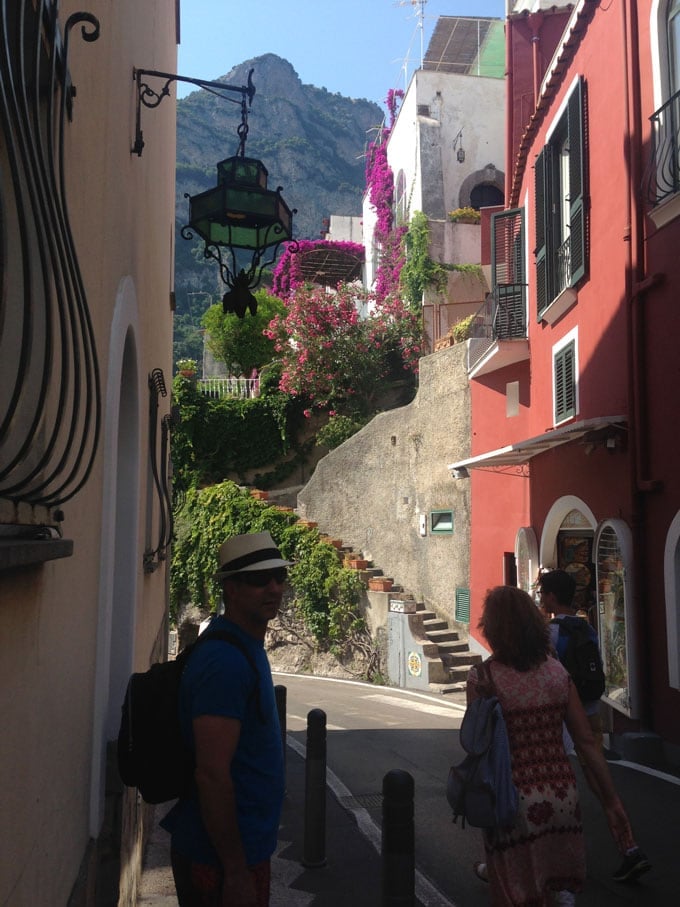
left=274, top=672, right=680, bottom=907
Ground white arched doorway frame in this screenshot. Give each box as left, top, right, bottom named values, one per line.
left=89, top=276, right=141, bottom=835
left=539, top=495, right=598, bottom=569
left=664, top=510, right=680, bottom=690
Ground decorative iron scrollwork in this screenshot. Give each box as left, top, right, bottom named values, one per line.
left=0, top=2, right=101, bottom=510
left=143, top=369, right=173, bottom=573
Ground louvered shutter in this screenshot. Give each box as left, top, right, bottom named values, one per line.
left=555, top=341, right=576, bottom=422
left=568, top=78, right=586, bottom=285
left=492, top=209, right=526, bottom=338
left=534, top=148, right=548, bottom=316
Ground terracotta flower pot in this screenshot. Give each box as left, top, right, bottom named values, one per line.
left=249, top=489, right=269, bottom=501
left=348, top=558, right=369, bottom=569
left=368, top=577, right=393, bottom=592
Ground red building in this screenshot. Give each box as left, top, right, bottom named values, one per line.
left=449, top=0, right=680, bottom=763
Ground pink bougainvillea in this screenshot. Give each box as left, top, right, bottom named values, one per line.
left=364, top=89, right=405, bottom=302
left=272, top=239, right=365, bottom=298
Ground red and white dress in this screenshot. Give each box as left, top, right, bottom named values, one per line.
left=468, top=657, right=586, bottom=906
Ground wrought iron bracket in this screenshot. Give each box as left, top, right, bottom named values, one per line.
left=132, top=67, right=255, bottom=156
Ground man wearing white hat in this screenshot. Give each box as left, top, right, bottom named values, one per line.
left=162, top=531, right=291, bottom=906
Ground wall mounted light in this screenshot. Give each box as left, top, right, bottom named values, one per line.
left=453, top=128, right=466, bottom=163
left=133, top=67, right=295, bottom=317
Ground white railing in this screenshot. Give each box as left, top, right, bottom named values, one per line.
left=198, top=377, right=260, bottom=399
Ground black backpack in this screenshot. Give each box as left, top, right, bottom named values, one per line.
left=117, top=629, right=260, bottom=804
left=551, top=616, right=605, bottom=702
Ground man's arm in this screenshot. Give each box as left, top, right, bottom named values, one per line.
left=193, top=714, right=257, bottom=906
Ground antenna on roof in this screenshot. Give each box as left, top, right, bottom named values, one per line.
left=393, top=0, right=427, bottom=94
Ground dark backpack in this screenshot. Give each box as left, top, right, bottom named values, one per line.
left=117, top=629, right=260, bottom=804
left=446, top=663, right=519, bottom=829
left=551, top=616, right=605, bottom=702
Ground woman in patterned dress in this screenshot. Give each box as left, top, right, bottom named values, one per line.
left=468, top=586, right=634, bottom=906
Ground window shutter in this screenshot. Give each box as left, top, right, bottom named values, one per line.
left=534, top=148, right=548, bottom=316
left=568, top=78, right=587, bottom=285
left=555, top=341, right=576, bottom=422
left=492, top=209, right=526, bottom=338
left=455, top=588, right=471, bottom=624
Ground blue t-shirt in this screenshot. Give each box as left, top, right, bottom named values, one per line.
left=161, top=616, right=284, bottom=866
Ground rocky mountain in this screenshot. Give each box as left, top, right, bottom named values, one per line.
left=174, top=54, right=383, bottom=361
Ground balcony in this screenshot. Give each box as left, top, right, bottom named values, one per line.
left=644, top=89, right=680, bottom=227
left=467, top=283, right=529, bottom=377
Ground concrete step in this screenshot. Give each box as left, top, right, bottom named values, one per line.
left=422, top=618, right=449, bottom=632
left=424, top=627, right=461, bottom=643
left=429, top=681, right=468, bottom=696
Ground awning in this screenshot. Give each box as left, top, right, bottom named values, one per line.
left=448, top=416, right=628, bottom=473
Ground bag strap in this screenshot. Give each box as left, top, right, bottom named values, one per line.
left=476, top=657, right=497, bottom=698
left=188, top=629, right=265, bottom=723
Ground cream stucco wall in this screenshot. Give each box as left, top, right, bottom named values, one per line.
left=0, top=2, right=176, bottom=904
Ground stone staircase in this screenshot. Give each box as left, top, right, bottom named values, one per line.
left=317, top=532, right=480, bottom=694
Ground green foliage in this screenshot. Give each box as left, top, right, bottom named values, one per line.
left=448, top=206, right=481, bottom=223
left=171, top=375, right=309, bottom=492
left=401, top=211, right=448, bottom=305
left=170, top=481, right=364, bottom=647
left=449, top=314, right=475, bottom=343
left=315, top=414, right=366, bottom=450
left=201, top=291, right=286, bottom=374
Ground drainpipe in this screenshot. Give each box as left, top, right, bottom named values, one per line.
left=528, top=12, right=545, bottom=108
left=622, top=0, right=663, bottom=732
left=505, top=10, right=514, bottom=204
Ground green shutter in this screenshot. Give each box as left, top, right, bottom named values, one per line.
left=568, top=78, right=587, bottom=285
left=455, top=587, right=471, bottom=624
left=534, top=148, right=548, bottom=316
left=554, top=341, right=576, bottom=422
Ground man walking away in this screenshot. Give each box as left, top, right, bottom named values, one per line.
left=538, top=569, right=651, bottom=884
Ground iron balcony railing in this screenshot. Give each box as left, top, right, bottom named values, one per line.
left=468, top=283, right=527, bottom=373
left=644, top=88, right=680, bottom=205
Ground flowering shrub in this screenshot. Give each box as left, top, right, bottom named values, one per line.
left=265, top=282, right=420, bottom=417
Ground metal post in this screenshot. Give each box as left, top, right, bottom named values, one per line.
left=275, top=684, right=287, bottom=778
left=302, top=708, right=327, bottom=868
left=382, top=769, right=415, bottom=906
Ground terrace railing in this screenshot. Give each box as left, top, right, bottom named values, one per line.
left=644, top=89, right=680, bottom=206
left=468, top=284, right=527, bottom=374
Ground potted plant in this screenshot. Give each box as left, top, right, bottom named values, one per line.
left=448, top=206, right=481, bottom=225
left=368, top=576, right=393, bottom=592
left=176, top=358, right=197, bottom=377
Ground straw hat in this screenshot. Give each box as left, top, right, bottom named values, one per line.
left=214, top=531, right=291, bottom=580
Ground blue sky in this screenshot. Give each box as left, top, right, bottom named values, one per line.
left=178, top=1, right=506, bottom=107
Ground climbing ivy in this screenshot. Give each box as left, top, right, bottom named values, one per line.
left=170, top=481, right=366, bottom=650
left=400, top=211, right=448, bottom=306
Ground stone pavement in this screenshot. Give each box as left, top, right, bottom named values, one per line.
left=137, top=736, right=680, bottom=906
left=137, top=738, right=443, bottom=907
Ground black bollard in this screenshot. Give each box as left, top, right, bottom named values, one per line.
left=382, top=770, right=415, bottom=906
left=302, top=707, right=327, bottom=868
left=275, top=684, right=287, bottom=778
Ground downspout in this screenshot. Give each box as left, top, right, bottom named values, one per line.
left=624, top=0, right=663, bottom=496
left=622, top=0, right=663, bottom=731
left=529, top=12, right=545, bottom=107
left=505, top=11, right=514, bottom=204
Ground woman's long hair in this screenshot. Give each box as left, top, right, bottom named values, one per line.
left=478, top=585, right=550, bottom=671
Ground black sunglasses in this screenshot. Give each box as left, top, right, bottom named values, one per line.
left=233, top=568, right=288, bottom=588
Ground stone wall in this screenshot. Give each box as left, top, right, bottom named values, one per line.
left=297, top=342, right=471, bottom=629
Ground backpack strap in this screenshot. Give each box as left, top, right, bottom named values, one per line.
left=188, top=629, right=265, bottom=723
